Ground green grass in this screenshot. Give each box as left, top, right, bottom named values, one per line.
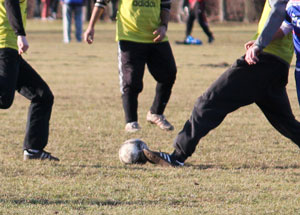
left=0, top=20, right=300, bottom=214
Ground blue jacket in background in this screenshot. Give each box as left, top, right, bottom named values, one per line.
left=62, top=0, right=84, bottom=5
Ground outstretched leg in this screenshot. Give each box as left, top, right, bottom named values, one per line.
left=256, top=87, right=300, bottom=147
left=173, top=54, right=287, bottom=160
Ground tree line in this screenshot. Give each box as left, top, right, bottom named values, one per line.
left=207, top=0, right=265, bottom=22
left=27, top=0, right=266, bottom=22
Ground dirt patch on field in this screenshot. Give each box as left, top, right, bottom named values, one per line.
left=201, top=62, right=230, bottom=68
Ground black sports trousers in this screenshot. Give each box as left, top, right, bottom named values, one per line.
left=173, top=53, right=300, bottom=160
left=118, top=40, right=177, bottom=123
left=0, top=48, right=54, bottom=150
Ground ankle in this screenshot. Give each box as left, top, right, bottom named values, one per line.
left=171, top=150, right=186, bottom=163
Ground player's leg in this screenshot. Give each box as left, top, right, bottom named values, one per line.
left=185, top=5, right=196, bottom=38
left=174, top=54, right=292, bottom=161
left=110, top=0, right=118, bottom=21
left=173, top=54, right=292, bottom=161
left=74, top=5, right=82, bottom=42
left=16, top=57, right=58, bottom=161
left=147, top=42, right=176, bottom=115
left=41, top=0, right=50, bottom=19
left=144, top=54, right=282, bottom=166
left=50, top=0, right=59, bottom=19
left=34, top=0, right=41, bottom=18
left=62, top=3, right=72, bottom=43
left=118, top=41, right=147, bottom=131
left=295, top=68, right=300, bottom=107
left=146, top=42, right=176, bottom=130
left=173, top=58, right=260, bottom=161
left=144, top=56, right=258, bottom=166
left=0, top=48, right=20, bottom=109
left=196, top=2, right=214, bottom=42
left=256, top=85, right=300, bottom=147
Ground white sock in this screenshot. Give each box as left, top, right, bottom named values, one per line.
left=27, top=149, right=40, bottom=153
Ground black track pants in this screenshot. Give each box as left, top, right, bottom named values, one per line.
left=174, top=53, right=300, bottom=160
left=118, top=41, right=177, bottom=123
left=0, top=48, right=54, bottom=150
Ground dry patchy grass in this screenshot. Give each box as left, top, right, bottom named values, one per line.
left=0, top=20, right=299, bottom=214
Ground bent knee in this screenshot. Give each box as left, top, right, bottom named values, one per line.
left=122, top=85, right=143, bottom=95
left=43, top=90, right=54, bottom=107
left=160, top=70, right=177, bottom=85
left=34, top=88, right=54, bottom=107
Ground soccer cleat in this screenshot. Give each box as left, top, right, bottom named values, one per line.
left=208, top=36, right=215, bottom=43
left=143, top=148, right=184, bottom=167
left=146, top=111, right=174, bottom=131
left=125, top=121, right=141, bottom=132
left=24, top=149, right=60, bottom=161
left=184, top=35, right=202, bottom=45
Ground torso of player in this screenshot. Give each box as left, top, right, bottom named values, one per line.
left=253, top=0, right=293, bottom=64
left=286, top=1, right=300, bottom=63
left=116, top=0, right=168, bottom=43
left=0, top=0, right=27, bottom=50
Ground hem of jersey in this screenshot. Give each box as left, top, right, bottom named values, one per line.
left=0, top=44, right=18, bottom=51
left=262, top=50, right=292, bottom=66
left=116, top=37, right=169, bottom=44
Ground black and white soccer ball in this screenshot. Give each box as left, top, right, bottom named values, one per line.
left=119, top=139, right=148, bottom=164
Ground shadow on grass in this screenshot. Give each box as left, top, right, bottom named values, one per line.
left=65, top=163, right=300, bottom=171
left=44, top=162, right=300, bottom=171
left=188, top=163, right=300, bottom=170
left=68, top=164, right=154, bottom=171
left=201, top=62, right=230, bottom=68
left=0, top=198, right=160, bottom=206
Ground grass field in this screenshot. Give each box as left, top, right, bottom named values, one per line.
left=0, top=20, right=300, bottom=214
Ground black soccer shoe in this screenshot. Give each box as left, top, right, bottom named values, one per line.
left=143, top=148, right=184, bottom=167
left=208, top=36, right=215, bottom=43
left=24, top=149, right=60, bottom=161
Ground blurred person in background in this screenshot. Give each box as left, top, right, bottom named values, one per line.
left=170, top=0, right=184, bottom=23
left=41, top=0, right=51, bottom=20
left=61, top=0, right=84, bottom=43
left=50, top=0, right=59, bottom=19
left=184, top=0, right=214, bottom=44
left=110, top=0, right=118, bottom=21
left=0, top=0, right=59, bottom=161
left=34, top=0, right=41, bottom=18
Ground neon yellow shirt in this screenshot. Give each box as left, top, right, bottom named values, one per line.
left=0, top=0, right=27, bottom=50
left=116, top=0, right=168, bottom=43
left=253, top=1, right=293, bottom=64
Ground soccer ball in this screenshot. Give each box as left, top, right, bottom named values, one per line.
left=119, top=139, right=148, bottom=164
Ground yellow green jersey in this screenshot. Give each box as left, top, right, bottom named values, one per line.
left=0, top=0, right=27, bottom=50
left=253, top=1, right=293, bottom=64
left=116, top=0, right=168, bottom=43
